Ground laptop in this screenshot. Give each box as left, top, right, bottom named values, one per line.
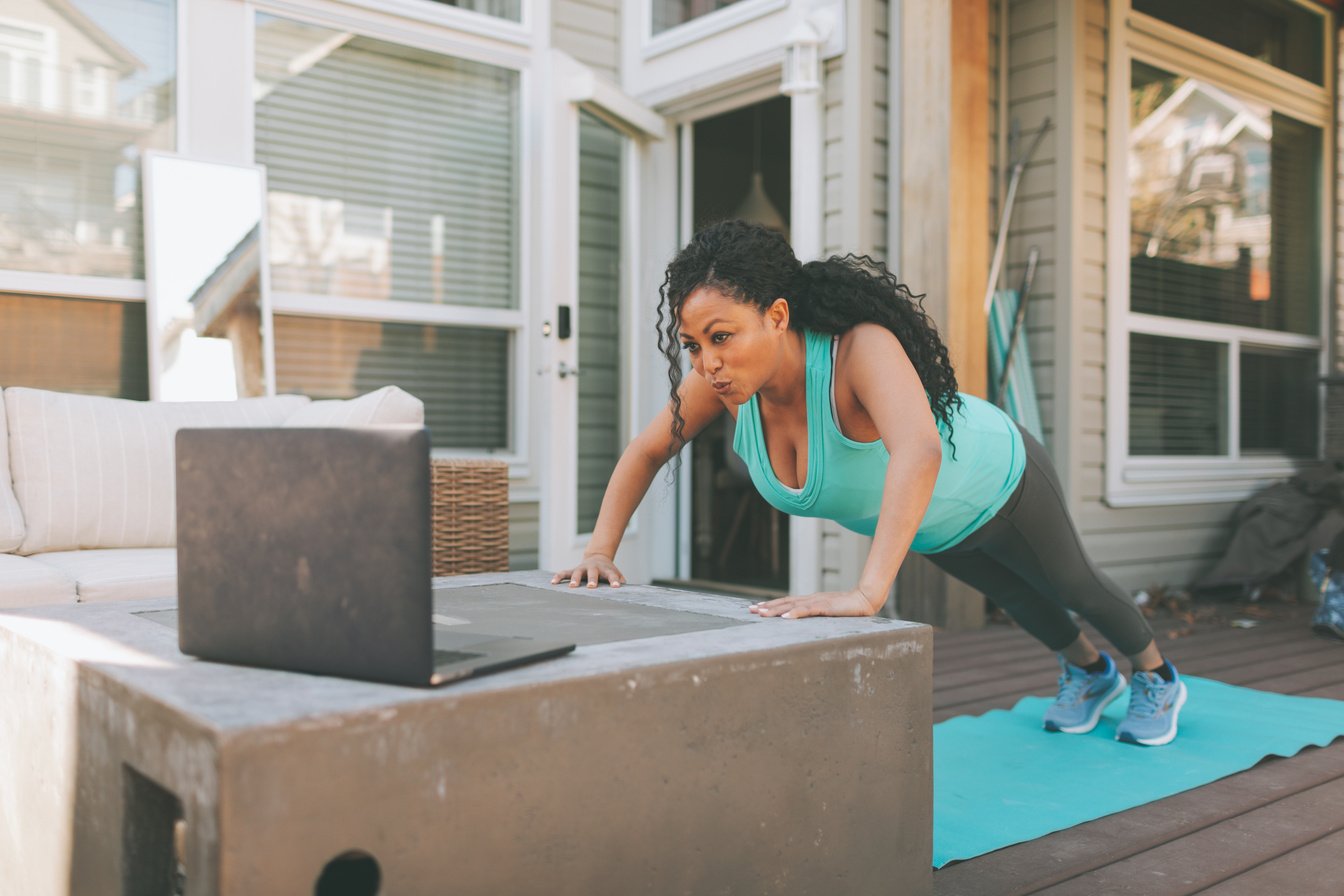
left=173, top=426, right=575, bottom=686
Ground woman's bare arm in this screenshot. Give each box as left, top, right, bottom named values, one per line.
left=554, top=373, right=727, bottom=588
left=849, top=324, right=944, bottom=607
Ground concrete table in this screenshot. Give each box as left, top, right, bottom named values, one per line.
left=0, top=571, right=931, bottom=895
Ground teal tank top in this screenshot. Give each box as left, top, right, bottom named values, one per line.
left=731, top=329, right=1026, bottom=554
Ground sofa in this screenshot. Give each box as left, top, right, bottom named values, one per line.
left=0, top=384, right=442, bottom=609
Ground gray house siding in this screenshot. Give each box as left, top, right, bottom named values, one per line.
left=823, top=55, right=846, bottom=257
left=820, top=0, right=890, bottom=592
left=1003, top=0, right=1061, bottom=455
left=872, top=0, right=890, bottom=257
left=821, top=51, right=846, bottom=591
left=553, top=0, right=620, bottom=80
left=825, top=0, right=885, bottom=259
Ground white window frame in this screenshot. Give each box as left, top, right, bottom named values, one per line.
left=252, top=1, right=536, bottom=469
left=1104, top=0, right=1335, bottom=507
left=642, top=0, right=787, bottom=57
left=649, top=73, right=826, bottom=590
left=623, top=0, right=843, bottom=106
left=257, top=0, right=535, bottom=47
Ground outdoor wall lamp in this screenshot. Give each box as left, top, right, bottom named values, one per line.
left=780, top=8, right=836, bottom=96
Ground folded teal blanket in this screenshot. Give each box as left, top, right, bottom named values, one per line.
left=934, top=676, right=1344, bottom=867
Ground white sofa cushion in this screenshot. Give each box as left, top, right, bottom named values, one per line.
left=5, top=388, right=310, bottom=554
left=282, top=385, right=424, bottom=427
left=29, top=549, right=176, bottom=604
left=0, top=390, right=23, bottom=552
left=0, top=554, right=76, bottom=608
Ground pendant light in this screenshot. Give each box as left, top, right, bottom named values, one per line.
left=732, top=104, right=788, bottom=238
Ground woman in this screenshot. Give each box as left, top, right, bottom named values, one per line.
left=553, top=220, right=1186, bottom=746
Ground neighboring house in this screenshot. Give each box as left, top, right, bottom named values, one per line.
left=1, top=0, right=1338, bottom=627
left=0, top=0, right=148, bottom=280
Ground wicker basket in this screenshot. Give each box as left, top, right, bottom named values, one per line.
left=430, top=458, right=510, bottom=576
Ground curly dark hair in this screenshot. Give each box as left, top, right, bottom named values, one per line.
left=656, top=218, right=962, bottom=455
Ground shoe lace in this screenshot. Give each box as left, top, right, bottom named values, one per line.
left=1055, top=668, right=1090, bottom=706
left=1127, top=674, right=1166, bottom=719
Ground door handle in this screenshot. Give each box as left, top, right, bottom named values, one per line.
left=557, top=362, right=581, bottom=379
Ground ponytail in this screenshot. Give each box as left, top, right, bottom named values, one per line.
left=789, top=255, right=962, bottom=444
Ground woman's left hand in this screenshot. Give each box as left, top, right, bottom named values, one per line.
left=749, top=588, right=883, bottom=619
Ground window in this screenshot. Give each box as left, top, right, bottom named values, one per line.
left=1110, top=0, right=1331, bottom=504
left=626, top=0, right=808, bottom=100
left=1128, top=334, right=1227, bottom=456
left=433, top=0, right=521, bottom=22
left=652, top=0, right=747, bottom=34
left=1129, top=63, right=1321, bottom=336
left=1128, top=64, right=1321, bottom=459
left=0, top=293, right=148, bottom=399
left=0, top=2, right=176, bottom=280
left=1131, top=0, right=1325, bottom=86
left=273, top=316, right=510, bottom=450
left=255, top=13, right=522, bottom=451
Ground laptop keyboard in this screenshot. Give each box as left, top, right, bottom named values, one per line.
left=433, top=649, right=484, bottom=667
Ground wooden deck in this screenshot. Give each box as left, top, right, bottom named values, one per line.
left=932, top=606, right=1344, bottom=895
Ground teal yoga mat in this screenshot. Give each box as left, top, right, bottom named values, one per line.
left=933, top=676, right=1344, bottom=867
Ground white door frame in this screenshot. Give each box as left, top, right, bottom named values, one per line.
left=645, top=73, right=827, bottom=596
left=536, top=51, right=665, bottom=572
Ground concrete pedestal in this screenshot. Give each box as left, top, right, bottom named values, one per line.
left=0, top=571, right=932, bottom=895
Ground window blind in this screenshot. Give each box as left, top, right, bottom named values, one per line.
left=273, top=315, right=510, bottom=450
left=1129, top=333, right=1227, bottom=456
left=255, top=15, right=519, bottom=310
left=255, top=15, right=521, bottom=452
left=0, top=293, right=148, bottom=399
left=576, top=112, right=624, bottom=534
left=1127, top=60, right=1324, bottom=464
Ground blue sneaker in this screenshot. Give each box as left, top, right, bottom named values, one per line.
left=1043, top=653, right=1127, bottom=734
left=1116, top=663, right=1187, bottom=746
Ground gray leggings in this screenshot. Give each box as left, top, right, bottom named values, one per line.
left=924, top=427, right=1155, bottom=658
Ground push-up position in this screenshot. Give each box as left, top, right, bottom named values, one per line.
left=554, top=220, right=1186, bottom=745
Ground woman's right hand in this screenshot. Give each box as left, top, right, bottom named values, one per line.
left=551, top=554, right=625, bottom=589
